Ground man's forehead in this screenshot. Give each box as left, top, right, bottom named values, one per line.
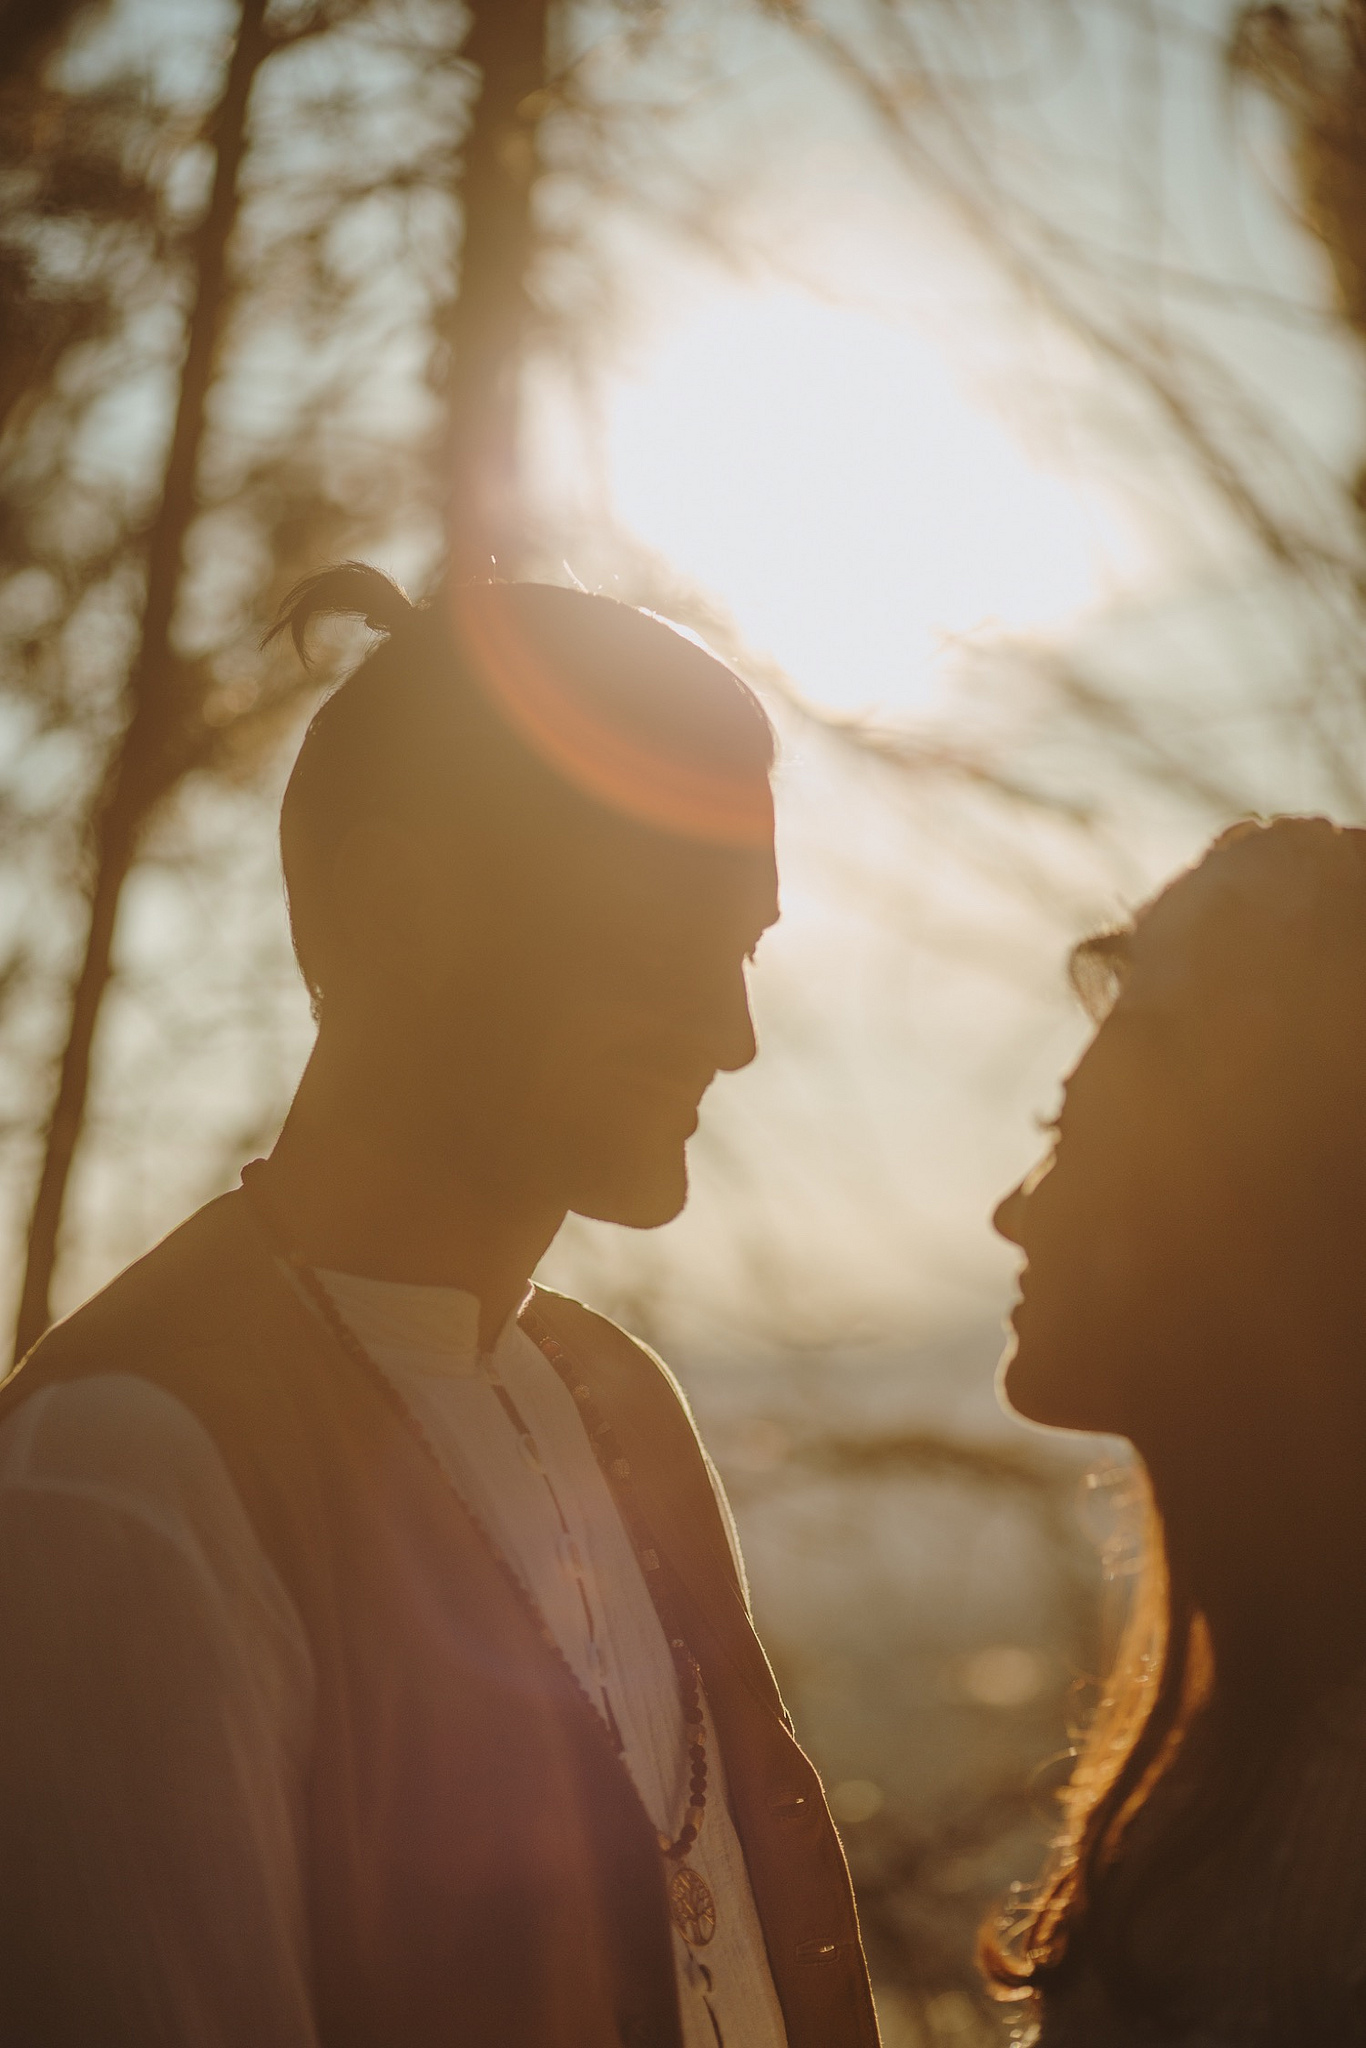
left=569, top=823, right=778, bottom=936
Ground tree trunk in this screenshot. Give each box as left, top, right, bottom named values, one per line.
left=11, top=0, right=271, bottom=1361
left=444, top=0, right=551, bottom=578
left=12, top=0, right=552, bottom=1358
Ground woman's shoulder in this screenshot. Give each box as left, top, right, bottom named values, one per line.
left=1271, top=1664, right=1366, bottom=1906
left=1027, top=1672, right=1366, bottom=2048
left=1025, top=1976, right=1156, bottom=2045
left=1025, top=1967, right=1234, bottom=2048
left=1310, top=1660, right=1366, bottom=1750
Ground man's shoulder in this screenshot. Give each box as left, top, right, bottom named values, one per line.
left=1, top=1189, right=273, bottom=1409
left=528, top=1285, right=752, bottom=1609
left=528, top=1285, right=700, bottom=1427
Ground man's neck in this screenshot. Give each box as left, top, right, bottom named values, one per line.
left=259, top=1049, right=565, bottom=1349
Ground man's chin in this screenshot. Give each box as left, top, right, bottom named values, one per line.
left=570, top=1157, right=690, bottom=1231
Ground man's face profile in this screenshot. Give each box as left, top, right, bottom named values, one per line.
left=299, top=580, right=780, bottom=1234
left=523, top=828, right=780, bottom=1228
left=377, top=794, right=777, bottom=1229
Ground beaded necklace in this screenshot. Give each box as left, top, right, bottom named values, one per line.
left=241, top=1167, right=717, bottom=1950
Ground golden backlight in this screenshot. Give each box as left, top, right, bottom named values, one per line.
left=605, top=290, right=1127, bottom=711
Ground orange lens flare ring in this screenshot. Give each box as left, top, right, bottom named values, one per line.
left=451, top=586, right=774, bottom=852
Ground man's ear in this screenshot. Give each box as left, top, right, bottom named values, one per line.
left=329, top=817, right=464, bottom=997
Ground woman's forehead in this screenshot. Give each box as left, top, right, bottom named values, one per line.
left=1061, top=1009, right=1152, bottom=1107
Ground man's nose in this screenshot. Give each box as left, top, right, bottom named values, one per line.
left=712, top=970, right=759, bottom=1074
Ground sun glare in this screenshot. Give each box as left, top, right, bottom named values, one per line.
left=606, top=292, right=1124, bottom=712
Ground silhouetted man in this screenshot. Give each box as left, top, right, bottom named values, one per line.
left=0, top=568, right=878, bottom=2048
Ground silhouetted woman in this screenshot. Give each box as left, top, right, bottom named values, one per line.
left=985, top=816, right=1366, bottom=2046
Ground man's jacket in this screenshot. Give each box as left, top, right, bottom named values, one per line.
left=0, top=1188, right=880, bottom=2048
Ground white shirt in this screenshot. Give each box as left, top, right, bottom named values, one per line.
left=0, top=1272, right=789, bottom=2048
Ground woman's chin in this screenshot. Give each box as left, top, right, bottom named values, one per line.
left=998, top=1338, right=1112, bottom=1436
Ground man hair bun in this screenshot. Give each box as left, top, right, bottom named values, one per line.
left=263, top=561, right=416, bottom=667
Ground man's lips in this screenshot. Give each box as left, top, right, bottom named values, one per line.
left=623, top=1072, right=708, bottom=1130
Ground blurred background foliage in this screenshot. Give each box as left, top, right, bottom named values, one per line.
left=4, top=0, right=1366, bottom=2037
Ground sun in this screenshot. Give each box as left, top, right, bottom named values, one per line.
left=604, top=290, right=1124, bottom=713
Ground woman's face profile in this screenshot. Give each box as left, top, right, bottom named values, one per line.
left=994, top=1007, right=1175, bottom=1437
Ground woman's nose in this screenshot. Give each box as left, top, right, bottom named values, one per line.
left=993, top=1181, right=1027, bottom=1246
left=994, top=1150, right=1054, bottom=1244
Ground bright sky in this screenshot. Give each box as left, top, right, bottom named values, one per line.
left=603, top=289, right=1132, bottom=713
left=524, top=280, right=1139, bottom=1336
